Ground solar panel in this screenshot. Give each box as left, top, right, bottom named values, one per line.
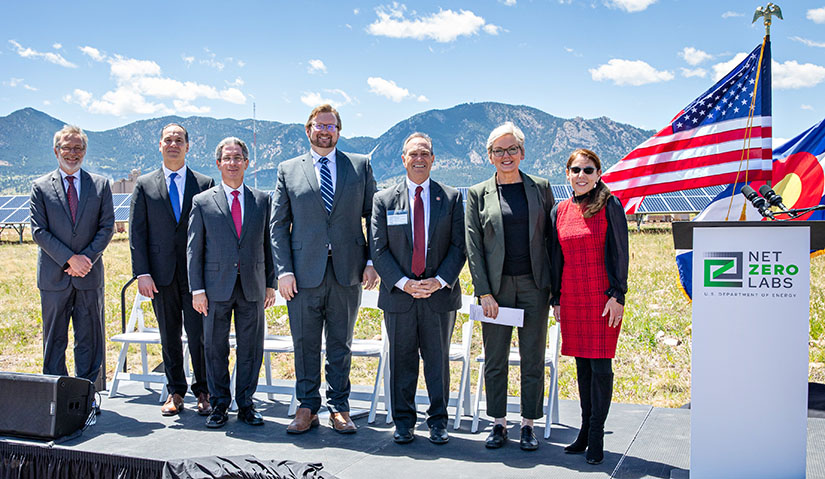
left=113, top=194, right=131, bottom=207
left=638, top=197, right=668, bottom=213
left=0, top=208, right=16, bottom=222
left=665, top=197, right=693, bottom=212
left=4, top=209, right=30, bottom=223
left=4, top=196, right=27, bottom=208
left=551, top=185, right=572, bottom=200
left=114, top=207, right=130, bottom=222
left=0, top=196, right=13, bottom=208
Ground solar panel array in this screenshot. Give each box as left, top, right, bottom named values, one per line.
left=0, top=186, right=729, bottom=226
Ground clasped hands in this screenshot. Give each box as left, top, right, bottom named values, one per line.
left=403, top=278, right=441, bottom=299
left=64, top=254, right=92, bottom=277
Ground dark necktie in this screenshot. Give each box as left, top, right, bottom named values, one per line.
left=66, top=175, right=78, bottom=223
left=412, top=185, right=425, bottom=277
left=168, top=172, right=181, bottom=223
left=231, top=190, right=242, bottom=238
left=319, top=157, right=334, bottom=213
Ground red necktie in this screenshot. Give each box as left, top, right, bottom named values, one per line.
left=412, top=185, right=425, bottom=277
left=66, top=175, right=78, bottom=223
left=231, top=190, right=242, bottom=238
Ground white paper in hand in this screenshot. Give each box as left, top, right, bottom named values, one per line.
left=469, top=304, right=524, bottom=327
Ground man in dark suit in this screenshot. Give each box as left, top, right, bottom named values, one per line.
left=371, top=133, right=466, bottom=444
left=187, top=137, right=276, bottom=428
left=30, top=125, right=114, bottom=387
left=271, top=104, right=378, bottom=434
left=130, top=123, right=215, bottom=416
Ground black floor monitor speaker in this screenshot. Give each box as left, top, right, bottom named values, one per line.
left=0, top=372, right=93, bottom=440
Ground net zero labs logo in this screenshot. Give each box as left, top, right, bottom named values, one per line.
left=703, top=252, right=743, bottom=288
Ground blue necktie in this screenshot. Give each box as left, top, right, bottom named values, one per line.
left=318, top=157, right=333, bottom=213
left=169, top=172, right=181, bottom=222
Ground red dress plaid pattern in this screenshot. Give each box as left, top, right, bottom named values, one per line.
left=557, top=199, right=621, bottom=358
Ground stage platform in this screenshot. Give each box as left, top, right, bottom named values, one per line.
left=2, top=381, right=825, bottom=478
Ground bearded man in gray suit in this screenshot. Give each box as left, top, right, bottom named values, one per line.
left=30, top=125, right=114, bottom=386
left=188, top=137, right=276, bottom=428
left=271, top=104, right=378, bottom=434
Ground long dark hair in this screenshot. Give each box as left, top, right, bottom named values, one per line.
left=567, top=148, right=612, bottom=218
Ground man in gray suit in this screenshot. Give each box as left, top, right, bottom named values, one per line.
left=30, top=125, right=114, bottom=387
left=271, top=104, right=378, bottom=434
left=371, top=133, right=466, bottom=445
left=130, top=123, right=214, bottom=416
left=188, top=137, right=276, bottom=428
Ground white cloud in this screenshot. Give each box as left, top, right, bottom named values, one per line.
left=773, top=60, right=825, bottom=89
left=500, top=0, right=516, bottom=6
left=721, top=11, right=743, bottom=19
left=353, top=8, right=360, bottom=14
left=79, top=46, right=105, bottom=62
left=9, top=40, right=76, bottom=68
left=681, top=67, right=707, bottom=78
left=808, top=7, right=825, bottom=23
left=606, top=0, right=657, bottom=13
left=182, top=55, right=194, bottom=66
left=226, top=77, right=244, bottom=87
left=417, top=95, right=429, bottom=102
left=308, top=59, right=327, bottom=74
left=24, top=84, right=37, bottom=91
left=802, top=104, right=814, bottom=111
left=237, top=60, right=246, bottom=67
left=367, top=77, right=410, bottom=102
left=713, top=53, right=825, bottom=89
left=790, top=36, right=825, bottom=48
left=589, top=59, right=674, bottom=86
left=43, top=100, right=51, bottom=106
left=5, top=77, right=37, bottom=90
left=8, top=78, right=22, bottom=87
left=300, top=89, right=353, bottom=108
left=679, top=47, right=712, bottom=66
left=110, top=56, right=162, bottom=80
left=52, top=43, right=62, bottom=49
left=366, top=3, right=501, bottom=43
left=173, top=100, right=211, bottom=114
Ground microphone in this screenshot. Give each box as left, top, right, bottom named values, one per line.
left=741, top=185, right=775, bottom=220
left=758, top=185, right=790, bottom=212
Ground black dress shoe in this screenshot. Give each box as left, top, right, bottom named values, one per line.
left=428, top=426, right=449, bottom=445
left=238, top=406, right=264, bottom=426
left=393, top=427, right=415, bottom=444
left=520, top=425, right=539, bottom=451
left=205, top=405, right=228, bottom=429
left=485, top=424, right=508, bottom=449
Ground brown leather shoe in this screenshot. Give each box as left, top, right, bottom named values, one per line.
left=196, top=392, right=213, bottom=416
left=286, top=407, right=319, bottom=434
left=161, top=393, right=184, bottom=416
left=329, top=411, right=357, bottom=434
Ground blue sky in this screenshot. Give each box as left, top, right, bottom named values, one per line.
left=2, top=0, right=824, bottom=145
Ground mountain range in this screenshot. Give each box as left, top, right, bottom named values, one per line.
left=0, top=103, right=654, bottom=193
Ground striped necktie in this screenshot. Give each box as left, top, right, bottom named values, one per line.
left=318, top=157, right=334, bottom=213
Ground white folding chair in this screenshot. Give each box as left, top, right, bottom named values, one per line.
left=109, top=291, right=168, bottom=402
left=471, top=320, right=561, bottom=439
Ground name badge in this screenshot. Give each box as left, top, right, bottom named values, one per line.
left=387, top=210, right=409, bottom=226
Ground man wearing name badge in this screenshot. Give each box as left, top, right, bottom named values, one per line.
left=30, top=125, right=114, bottom=390
left=271, top=104, right=378, bottom=434
left=130, top=123, right=215, bottom=417
left=371, top=133, right=466, bottom=444
left=188, top=137, right=276, bottom=428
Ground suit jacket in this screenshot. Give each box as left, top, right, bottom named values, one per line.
left=465, top=171, right=555, bottom=297
left=129, top=167, right=214, bottom=286
left=271, top=150, right=377, bottom=289
left=30, top=169, right=115, bottom=291
left=187, top=184, right=275, bottom=303
left=371, top=180, right=466, bottom=313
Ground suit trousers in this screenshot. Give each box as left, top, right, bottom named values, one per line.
left=152, top=267, right=208, bottom=397
left=287, top=256, right=361, bottom=414
left=203, top=276, right=264, bottom=410
left=481, top=274, right=550, bottom=419
left=40, top=286, right=105, bottom=383
left=385, top=300, right=455, bottom=429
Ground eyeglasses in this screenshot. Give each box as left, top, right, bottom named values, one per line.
left=569, top=166, right=597, bottom=175
left=59, top=146, right=86, bottom=154
left=491, top=146, right=521, bottom=158
left=312, top=123, right=338, bottom=132
left=221, top=156, right=247, bottom=164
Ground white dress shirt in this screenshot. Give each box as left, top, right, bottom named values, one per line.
left=311, top=147, right=337, bottom=193
left=162, top=164, right=187, bottom=212
left=222, top=182, right=245, bottom=223
left=59, top=168, right=81, bottom=199
left=394, top=177, right=447, bottom=291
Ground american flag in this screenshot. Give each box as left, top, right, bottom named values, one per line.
left=602, top=41, right=772, bottom=214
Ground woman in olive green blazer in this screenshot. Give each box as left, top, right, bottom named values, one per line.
left=465, top=122, right=555, bottom=451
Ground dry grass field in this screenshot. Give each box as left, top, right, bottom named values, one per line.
left=1, top=224, right=823, bottom=408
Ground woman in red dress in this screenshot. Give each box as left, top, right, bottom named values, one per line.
left=549, top=148, right=629, bottom=465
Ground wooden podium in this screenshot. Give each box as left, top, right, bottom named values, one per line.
left=672, top=221, right=825, bottom=479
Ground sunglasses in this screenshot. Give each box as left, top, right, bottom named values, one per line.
left=569, top=166, right=596, bottom=175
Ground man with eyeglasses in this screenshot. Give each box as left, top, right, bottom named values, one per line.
left=30, top=125, right=114, bottom=389
left=271, top=104, right=378, bottom=434
left=129, top=123, right=215, bottom=417
left=188, top=137, right=276, bottom=428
